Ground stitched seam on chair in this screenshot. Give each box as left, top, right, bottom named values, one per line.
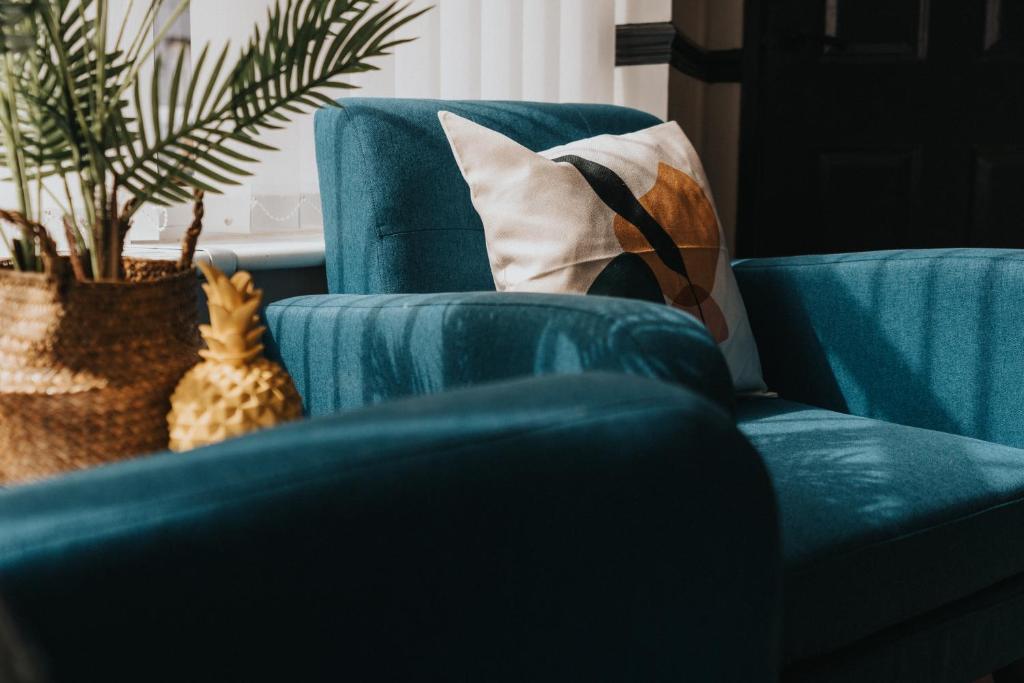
left=344, top=106, right=390, bottom=291
left=346, top=108, right=389, bottom=244
left=2, top=401, right=710, bottom=559
left=330, top=106, right=384, bottom=290
left=378, top=227, right=484, bottom=237
left=790, top=491, right=1024, bottom=579
left=735, top=253, right=1024, bottom=271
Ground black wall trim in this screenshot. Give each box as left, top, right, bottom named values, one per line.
left=671, top=33, right=743, bottom=83
left=616, top=22, right=676, bottom=66
left=616, top=22, right=742, bottom=84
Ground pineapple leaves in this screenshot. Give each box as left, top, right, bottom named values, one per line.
left=197, top=261, right=266, bottom=364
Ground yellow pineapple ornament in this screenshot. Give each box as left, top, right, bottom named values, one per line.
left=168, top=262, right=302, bottom=451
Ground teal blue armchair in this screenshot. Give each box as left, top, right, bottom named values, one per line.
left=5, top=97, right=1023, bottom=682
left=280, top=97, right=1024, bottom=683
left=0, top=373, right=779, bottom=682
left=0, top=101, right=781, bottom=678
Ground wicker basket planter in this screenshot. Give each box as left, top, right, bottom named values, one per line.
left=0, top=258, right=199, bottom=484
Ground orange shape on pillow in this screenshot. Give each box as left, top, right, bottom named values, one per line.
left=612, top=162, right=730, bottom=342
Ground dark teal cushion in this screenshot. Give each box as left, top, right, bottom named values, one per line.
left=734, top=249, right=1024, bottom=448
left=0, top=374, right=779, bottom=682
left=737, top=398, right=1024, bottom=665
left=265, top=291, right=735, bottom=417
left=314, top=98, right=660, bottom=294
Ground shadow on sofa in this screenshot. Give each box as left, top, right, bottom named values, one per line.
left=0, top=373, right=779, bottom=682
left=733, top=249, right=1024, bottom=682
left=265, top=290, right=736, bottom=416
left=290, top=97, right=1024, bottom=683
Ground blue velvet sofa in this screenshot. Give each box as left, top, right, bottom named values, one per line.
left=0, top=372, right=776, bottom=682
left=1, top=98, right=1022, bottom=682
left=0, top=104, right=781, bottom=677
left=268, top=98, right=1024, bottom=682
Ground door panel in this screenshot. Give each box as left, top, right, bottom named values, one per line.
left=738, top=0, right=1024, bottom=256
left=817, top=150, right=920, bottom=252
left=972, top=150, right=1024, bottom=247
left=825, top=0, right=929, bottom=58
left=985, top=0, right=1024, bottom=56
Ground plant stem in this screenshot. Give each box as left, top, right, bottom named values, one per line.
left=37, top=4, right=105, bottom=275
left=122, top=0, right=162, bottom=66
left=0, top=221, right=15, bottom=267
left=22, top=35, right=50, bottom=228
left=34, top=180, right=43, bottom=223
left=40, top=179, right=71, bottom=220
left=113, top=0, right=136, bottom=52
left=94, top=0, right=113, bottom=279
left=96, top=0, right=107, bottom=136
left=0, top=53, right=34, bottom=270
left=60, top=173, right=80, bottom=236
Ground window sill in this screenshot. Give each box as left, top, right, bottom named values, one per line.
left=127, top=231, right=326, bottom=274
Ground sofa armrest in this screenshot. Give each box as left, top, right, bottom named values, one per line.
left=265, top=291, right=735, bottom=416
left=0, top=373, right=779, bottom=683
left=734, top=249, right=1024, bottom=447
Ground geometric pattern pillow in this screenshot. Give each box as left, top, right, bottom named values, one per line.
left=438, top=111, right=766, bottom=393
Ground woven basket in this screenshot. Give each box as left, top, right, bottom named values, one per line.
left=0, top=257, right=200, bottom=484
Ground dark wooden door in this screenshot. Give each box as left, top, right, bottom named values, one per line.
left=737, top=0, right=1024, bottom=257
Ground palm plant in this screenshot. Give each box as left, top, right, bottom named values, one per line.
left=0, top=0, right=424, bottom=280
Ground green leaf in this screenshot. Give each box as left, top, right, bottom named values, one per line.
left=117, top=0, right=431, bottom=206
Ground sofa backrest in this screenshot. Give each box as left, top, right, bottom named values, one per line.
left=314, top=98, right=661, bottom=294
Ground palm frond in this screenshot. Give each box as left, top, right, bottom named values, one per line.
left=115, top=0, right=428, bottom=208
left=0, top=0, right=427, bottom=279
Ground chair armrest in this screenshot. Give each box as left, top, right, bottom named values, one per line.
left=264, top=291, right=735, bottom=416
left=0, top=373, right=779, bottom=683
left=734, top=249, right=1024, bottom=447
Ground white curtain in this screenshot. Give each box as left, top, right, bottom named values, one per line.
left=183, top=0, right=670, bottom=236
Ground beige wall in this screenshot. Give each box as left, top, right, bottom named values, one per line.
left=669, top=0, right=743, bottom=253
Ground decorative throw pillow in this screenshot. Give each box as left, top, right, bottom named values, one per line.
left=438, top=111, right=766, bottom=394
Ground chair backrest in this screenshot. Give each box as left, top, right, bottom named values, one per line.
left=314, top=98, right=661, bottom=294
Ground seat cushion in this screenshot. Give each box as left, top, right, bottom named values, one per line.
left=737, top=398, right=1024, bottom=665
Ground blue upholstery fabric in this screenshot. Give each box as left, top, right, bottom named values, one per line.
left=737, top=398, right=1024, bottom=670
left=265, top=291, right=735, bottom=416
left=0, top=373, right=780, bottom=683
left=734, top=249, right=1024, bottom=448
left=783, top=572, right=1024, bottom=683
left=314, top=98, right=661, bottom=294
